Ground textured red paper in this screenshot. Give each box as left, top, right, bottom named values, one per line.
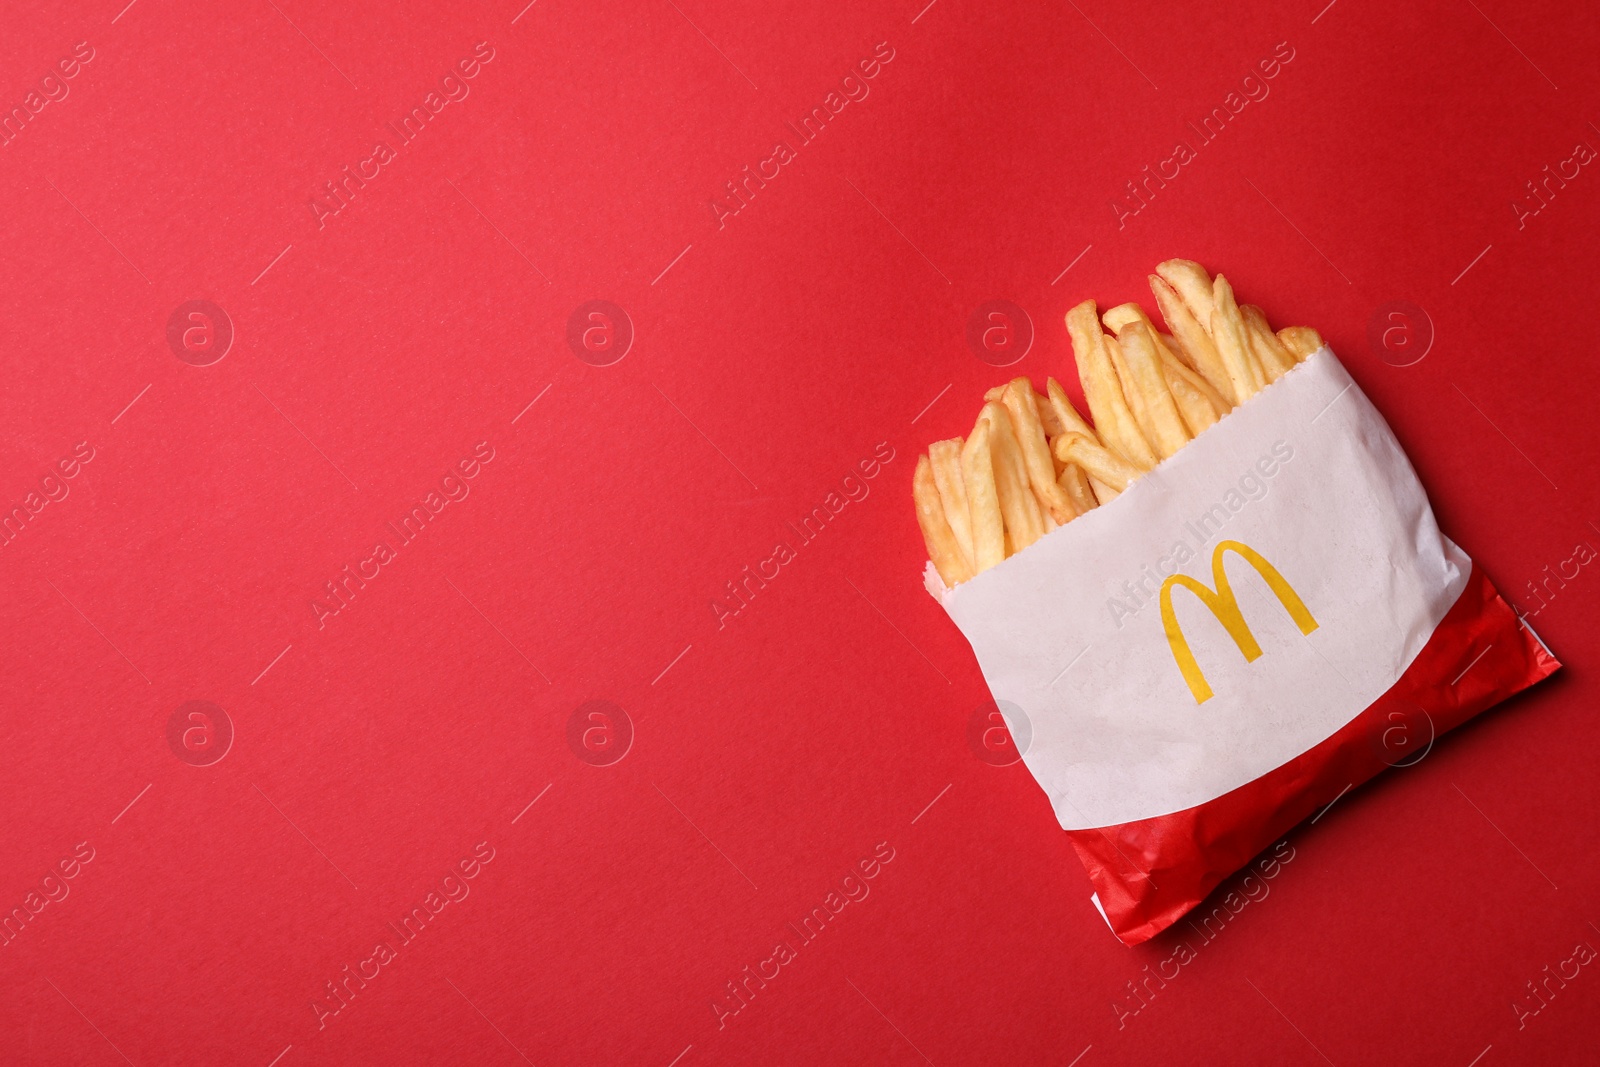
left=2, top=0, right=1599, bottom=1065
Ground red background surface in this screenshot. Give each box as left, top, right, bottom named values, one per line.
left=2, top=0, right=1597, bottom=1063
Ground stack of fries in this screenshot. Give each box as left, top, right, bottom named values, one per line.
left=916, top=259, right=1325, bottom=586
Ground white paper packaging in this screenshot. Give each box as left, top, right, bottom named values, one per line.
left=930, top=349, right=1471, bottom=831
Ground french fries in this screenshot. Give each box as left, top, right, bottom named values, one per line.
left=1088, top=477, right=1121, bottom=505
left=960, top=422, right=1005, bottom=572
left=1159, top=334, right=1230, bottom=411
left=1104, top=304, right=1231, bottom=436
left=1065, top=301, right=1157, bottom=470
left=1278, top=326, right=1324, bottom=361
left=1208, top=275, right=1263, bottom=403
left=1242, top=305, right=1297, bottom=383
left=1045, top=377, right=1096, bottom=439
left=1053, top=432, right=1142, bottom=491
left=1034, top=388, right=1067, bottom=437
left=1160, top=354, right=1225, bottom=437
left=1000, top=380, right=1077, bottom=524
left=979, top=401, right=1046, bottom=553
left=1155, top=260, right=1218, bottom=338
left=915, top=456, right=973, bottom=586
left=1057, top=462, right=1098, bottom=516
left=1150, top=275, right=1235, bottom=405
left=1113, top=321, right=1189, bottom=460
left=927, top=439, right=973, bottom=568
left=913, top=258, right=1326, bottom=584
left=1100, top=302, right=1145, bottom=335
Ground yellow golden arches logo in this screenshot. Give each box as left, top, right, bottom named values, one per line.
left=1159, top=540, right=1319, bottom=704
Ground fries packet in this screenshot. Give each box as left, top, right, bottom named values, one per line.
left=924, top=349, right=1559, bottom=944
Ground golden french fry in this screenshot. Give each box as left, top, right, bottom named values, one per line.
left=1151, top=275, right=1235, bottom=404
left=1034, top=388, right=1066, bottom=437
left=1114, top=322, right=1190, bottom=459
left=1065, top=301, right=1157, bottom=470
left=1156, top=259, right=1218, bottom=335
left=1053, top=432, right=1142, bottom=492
left=1111, top=313, right=1233, bottom=423
left=1103, top=333, right=1158, bottom=458
left=1002, top=380, right=1077, bottom=524
left=1278, top=326, right=1324, bottom=361
left=959, top=422, right=1004, bottom=571
left=1103, top=303, right=1173, bottom=359
left=979, top=402, right=1045, bottom=554
left=915, top=455, right=974, bottom=586
left=983, top=384, right=1009, bottom=402
left=928, top=438, right=974, bottom=570
left=1089, top=476, right=1121, bottom=505
left=1159, top=331, right=1184, bottom=359
left=1155, top=334, right=1229, bottom=410
left=1242, top=304, right=1296, bottom=383
left=1043, top=378, right=1091, bottom=477
left=1101, top=302, right=1144, bottom=335
left=1244, top=337, right=1269, bottom=386
left=1057, top=463, right=1098, bottom=515
left=1209, top=275, right=1263, bottom=403
left=1160, top=357, right=1220, bottom=436
left=1045, top=377, right=1097, bottom=440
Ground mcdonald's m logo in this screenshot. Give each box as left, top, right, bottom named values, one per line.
left=1159, top=540, right=1319, bottom=704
